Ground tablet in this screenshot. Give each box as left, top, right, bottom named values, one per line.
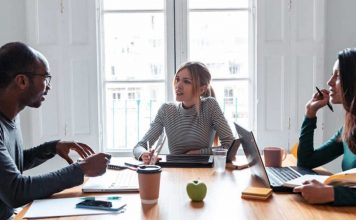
left=226, top=138, right=240, bottom=163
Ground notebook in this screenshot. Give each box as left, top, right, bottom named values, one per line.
left=241, top=186, right=273, bottom=200
left=234, top=122, right=317, bottom=192
left=107, top=157, right=143, bottom=170
left=226, top=138, right=240, bottom=163
left=82, top=169, right=139, bottom=192
left=78, top=157, right=143, bottom=171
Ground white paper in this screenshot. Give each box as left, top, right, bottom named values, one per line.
left=340, top=167, right=356, bottom=175
left=283, top=174, right=330, bottom=188
left=24, top=196, right=125, bottom=219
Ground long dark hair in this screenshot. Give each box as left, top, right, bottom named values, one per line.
left=338, top=48, right=356, bottom=153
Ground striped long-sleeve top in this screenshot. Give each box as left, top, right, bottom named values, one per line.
left=133, top=97, right=234, bottom=159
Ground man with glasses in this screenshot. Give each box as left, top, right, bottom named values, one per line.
left=0, top=42, right=111, bottom=219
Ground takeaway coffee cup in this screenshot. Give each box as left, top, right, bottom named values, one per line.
left=137, top=165, right=162, bottom=205
left=263, top=147, right=287, bottom=167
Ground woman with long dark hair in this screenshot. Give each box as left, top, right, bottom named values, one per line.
left=295, top=48, right=356, bottom=205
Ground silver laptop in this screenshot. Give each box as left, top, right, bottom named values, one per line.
left=234, top=122, right=316, bottom=192
left=82, top=132, right=167, bottom=193
left=82, top=169, right=139, bottom=192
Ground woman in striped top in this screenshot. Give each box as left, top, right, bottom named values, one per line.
left=133, top=61, right=234, bottom=164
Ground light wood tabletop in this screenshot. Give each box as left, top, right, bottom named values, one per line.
left=15, top=155, right=356, bottom=220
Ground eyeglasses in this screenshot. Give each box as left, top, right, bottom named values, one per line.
left=23, top=72, right=52, bottom=87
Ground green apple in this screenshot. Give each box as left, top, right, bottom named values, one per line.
left=186, top=180, right=207, bottom=202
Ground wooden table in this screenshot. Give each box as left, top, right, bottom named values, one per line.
left=15, top=155, right=356, bottom=220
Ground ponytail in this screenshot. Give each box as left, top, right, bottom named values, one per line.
left=202, top=85, right=218, bottom=146
left=201, top=85, right=216, bottom=98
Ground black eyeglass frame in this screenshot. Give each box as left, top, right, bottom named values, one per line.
left=22, top=72, right=52, bottom=87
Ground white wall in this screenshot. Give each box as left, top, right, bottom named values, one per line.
left=2, top=0, right=34, bottom=154
left=324, top=0, right=356, bottom=137
left=321, top=0, right=356, bottom=173
left=0, top=0, right=68, bottom=175
left=0, top=0, right=26, bottom=45
left=0, top=0, right=33, bottom=147
left=256, top=0, right=325, bottom=153
left=2, top=0, right=356, bottom=174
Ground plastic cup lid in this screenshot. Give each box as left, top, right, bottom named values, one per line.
left=137, top=165, right=162, bottom=174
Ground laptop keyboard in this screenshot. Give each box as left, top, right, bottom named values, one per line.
left=266, top=167, right=301, bottom=183
left=110, top=170, right=138, bottom=188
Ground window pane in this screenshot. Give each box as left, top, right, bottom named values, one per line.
left=189, top=11, right=249, bottom=78
left=189, top=0, right=248, bottom=9
left=103, top=13, right=165, bottom=81
left=105, top=83, right=165, bottom=149
left=212, top=80, right=249, bottom=130
left=103, top=0, right=163, bottom=10
left=101, top=0, right=251, bottom=152
left=102, top=5, right=166, bottom=150
left=188, top=4, right=250, bottom=133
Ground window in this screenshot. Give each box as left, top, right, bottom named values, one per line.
left=100, top=0, right=253, bottom=152
left=224, top=88, right=234, bottom=105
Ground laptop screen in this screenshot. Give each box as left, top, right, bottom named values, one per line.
left=234, top=122, right=271, bottom=188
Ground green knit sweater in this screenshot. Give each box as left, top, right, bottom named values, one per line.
left=297, top=117, right=356, bottom=205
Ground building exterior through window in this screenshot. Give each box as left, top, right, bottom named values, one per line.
left=100, top=0, right=252, bottom=152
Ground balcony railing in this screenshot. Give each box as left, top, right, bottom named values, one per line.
left=105, top=98, right=248, bottom=150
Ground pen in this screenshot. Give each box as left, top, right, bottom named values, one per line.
left=81, top=196, right=121, bottom=200
left=125, top=165, right=138, bottom=171
left=315, top=86, right=334, bottom=112
left=124, top=162, right=140, bottom=171
left=147, top=140, right=151, bottom=152
left=124, top=162, right=140, bottom=168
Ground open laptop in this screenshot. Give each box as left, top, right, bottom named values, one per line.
left=156, top=138, right=239, bottom=168
left=82, top=133, right=167, bottom=193
left=234, top=122, right=316, bottom=192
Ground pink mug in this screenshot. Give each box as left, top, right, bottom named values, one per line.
left=263, top=147, right=287, bottom=167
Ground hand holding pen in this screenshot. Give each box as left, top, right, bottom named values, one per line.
left=147, top=140, right=153, bottom=154
left=315, top=86, right=334, bottom=112
left=305, top=87, right=333, bottom=118
left=147, top=140, right=155, bottom=161
left=140, top=141, right=153, bottom=164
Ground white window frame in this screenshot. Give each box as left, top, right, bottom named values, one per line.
left=97, top=0, right=256, bottom=155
